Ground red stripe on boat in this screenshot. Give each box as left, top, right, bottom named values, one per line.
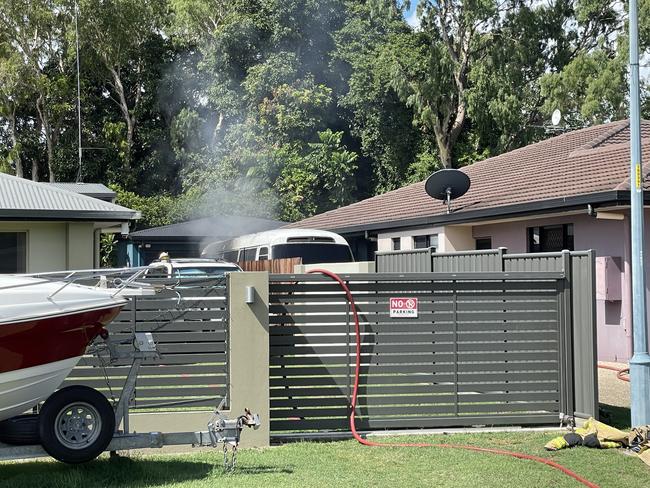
left=0, top=306, right=123, bottom=373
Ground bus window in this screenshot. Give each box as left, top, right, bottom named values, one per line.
left=224, top=250, right=238, bottom=262
left=242, top=247, right=257, bottom=261
left=258, top=246, right=269, bottom=260
left=271, top=243, right=353, bottom=264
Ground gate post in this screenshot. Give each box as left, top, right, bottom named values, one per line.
left=559, top=250, right=575, bottom=419
left=228, top=272, right=270, bottom=447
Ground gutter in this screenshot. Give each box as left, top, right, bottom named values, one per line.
left=0, top=209, right=141, bottom=221
left=325, top=190, right=642, bottom=235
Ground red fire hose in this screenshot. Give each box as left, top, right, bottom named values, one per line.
left=597, top=363, right=630, bottom=382
left=307, top=269, right=600, bottom=488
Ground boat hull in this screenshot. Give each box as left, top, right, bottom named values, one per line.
left=0, top=305, right=123, bottom=374
left=0, top=357, right=81, bottom=422
left=0, top=304, right=123, bottom=422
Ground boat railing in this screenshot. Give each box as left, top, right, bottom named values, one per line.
left=2, top=266, right=155, bottom=299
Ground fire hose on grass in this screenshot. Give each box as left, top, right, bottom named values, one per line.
left=307, top=268, right=600, bottom=488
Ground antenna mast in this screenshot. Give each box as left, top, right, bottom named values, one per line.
left=74, top=0, right=83, bottom=182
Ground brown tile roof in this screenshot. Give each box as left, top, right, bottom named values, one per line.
left=287, top=119, right=650, bottom=232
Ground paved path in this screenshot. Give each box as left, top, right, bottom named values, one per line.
left=598, top=361, right=630, bottom=408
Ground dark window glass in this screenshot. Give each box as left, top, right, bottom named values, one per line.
left=271, top=244, right=353, bottom=264
left=258, top=247, right=269, bottom=260
left=242, top=248, right=256, bottom=261
left=476, top=237, right=492, bottom=250
left=392, top=238, right=401, bottom=251
left=224, top=250, right=239, bottom=262
left=413, top=235, right=430, bottom=249
left=0, top=232, right=26, bottom=273
left=527, top=224, right=574, bottom=252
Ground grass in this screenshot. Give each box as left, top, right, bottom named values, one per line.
left=2, top=429, right=649, bottom=488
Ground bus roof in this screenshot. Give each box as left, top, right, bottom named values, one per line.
left=202, top=228, right=349, bottom=255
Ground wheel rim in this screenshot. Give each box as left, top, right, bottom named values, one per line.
left=54, top=402, right=102, bottom=450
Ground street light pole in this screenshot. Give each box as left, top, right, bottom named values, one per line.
left=629, top=0, right=650, bottom=427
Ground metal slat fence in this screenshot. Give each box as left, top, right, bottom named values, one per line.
left=268, top=272, right=571, bottom=434
left=64, top=278, right=229, bottom=409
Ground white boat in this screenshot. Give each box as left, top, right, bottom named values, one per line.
left=0, top=275, right=128, bottom=422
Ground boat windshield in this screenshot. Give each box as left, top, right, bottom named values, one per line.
left=271, top=244, right=353, bottom=264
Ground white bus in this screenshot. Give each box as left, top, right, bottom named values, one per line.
left=201, top=229, right=354, bottom=264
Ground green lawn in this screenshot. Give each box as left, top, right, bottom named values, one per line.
left=2, top=429, right=648, bottom=488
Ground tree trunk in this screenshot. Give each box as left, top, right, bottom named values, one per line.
left=8, top=110, right=23, bottom=178
left=35, top=94, right=56, bottom=182
left=109, top=67, right=135, bottom=168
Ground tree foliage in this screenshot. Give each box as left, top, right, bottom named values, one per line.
left=0, top=0, right=647, bottom=227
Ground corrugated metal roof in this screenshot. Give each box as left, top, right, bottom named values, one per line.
left=42, top=183, right=116, bottom=201
left=129, top=216, right=285, bottom=240
left=0, top=173, right=139, bottom=221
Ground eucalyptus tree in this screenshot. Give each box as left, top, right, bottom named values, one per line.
left=0, top=41, right=26, bottom=177
left=0, top=0, right=74, bottom=181
left=372, top=0, right=623, bottom=168
left=78, top=0, right=169, bottom=173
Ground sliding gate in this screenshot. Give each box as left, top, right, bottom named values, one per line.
left=269, top=271, right=573, bottom=435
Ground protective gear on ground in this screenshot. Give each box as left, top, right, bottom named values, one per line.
left=545, top=418, right=650, bottom=466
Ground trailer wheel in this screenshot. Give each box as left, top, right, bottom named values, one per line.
left=39, top=386, right=115, bottom=464
left=0, top=414, right=40, bottom=445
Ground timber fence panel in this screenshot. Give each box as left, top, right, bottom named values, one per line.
left=65, top=277, right=229, bottom=409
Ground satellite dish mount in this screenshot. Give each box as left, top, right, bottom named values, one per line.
left=424, top=169, right=471, bottom=214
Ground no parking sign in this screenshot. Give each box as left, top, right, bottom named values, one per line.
left=389, top=297, right=418, bottom=318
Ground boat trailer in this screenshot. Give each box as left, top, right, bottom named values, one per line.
left=0, top=330, right=260, bottom=470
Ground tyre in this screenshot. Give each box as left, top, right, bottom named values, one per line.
left=38, top=385, right=115, bottom=464
left=0, top=414, right=40, bottom=445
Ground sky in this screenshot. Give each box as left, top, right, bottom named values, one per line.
left=405, top=0, right=420, bottom=28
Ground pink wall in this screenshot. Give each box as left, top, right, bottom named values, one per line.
left=472, top=213, right=642, bottom=362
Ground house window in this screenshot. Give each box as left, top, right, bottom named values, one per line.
left=413, top=234, right=438, bottom=251
left=527, top=224, right=574, bottom=252
left=476, top=237, right=492, bottom=250
left=0, top=232, right=27, bottom=273
left=413, top=235, right=430, bottom=249
left=392, top=238, right=401, bottom=251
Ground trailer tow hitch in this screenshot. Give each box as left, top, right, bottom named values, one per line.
left=208, top=407, right=260, bottom=471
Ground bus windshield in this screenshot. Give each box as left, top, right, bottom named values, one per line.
left=271, top=244, right=353, bottom=264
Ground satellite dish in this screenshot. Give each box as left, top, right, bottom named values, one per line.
left=551, top=109, right=562, bottom=126
left=425, top=169, right=470, bottom=214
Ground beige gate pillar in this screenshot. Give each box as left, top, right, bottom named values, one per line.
left=227, top=271, right=270, bottom=447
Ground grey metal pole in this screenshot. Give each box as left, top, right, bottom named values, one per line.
left=629, top=0, right=650, bottom=426
left=74, top=1, right=83, bottom=183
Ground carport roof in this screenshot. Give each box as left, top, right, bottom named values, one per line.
left=0, top=173, right=140, bottom=221
left=129, top=215, right=285, bottom=241
left=287, top=119, right=650, bottom=234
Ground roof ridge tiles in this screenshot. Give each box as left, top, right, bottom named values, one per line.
left=571, top=119, right=630, bottom=153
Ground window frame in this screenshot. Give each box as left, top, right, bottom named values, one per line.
left=391, top=237, right=401, bottom=251
left=413, top=235, right=430, bottom=249
left=475, top=237, right=492, bottom=251
left=258, top=246, right=269, bottom=260
left=0, top=231, right=27, bottom=274
left=527, top=224, right=574, bottom=252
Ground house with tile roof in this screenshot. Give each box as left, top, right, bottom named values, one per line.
left=0, top=173, right=140, bottom=273
left=289, top=119, right=650, bottom=362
